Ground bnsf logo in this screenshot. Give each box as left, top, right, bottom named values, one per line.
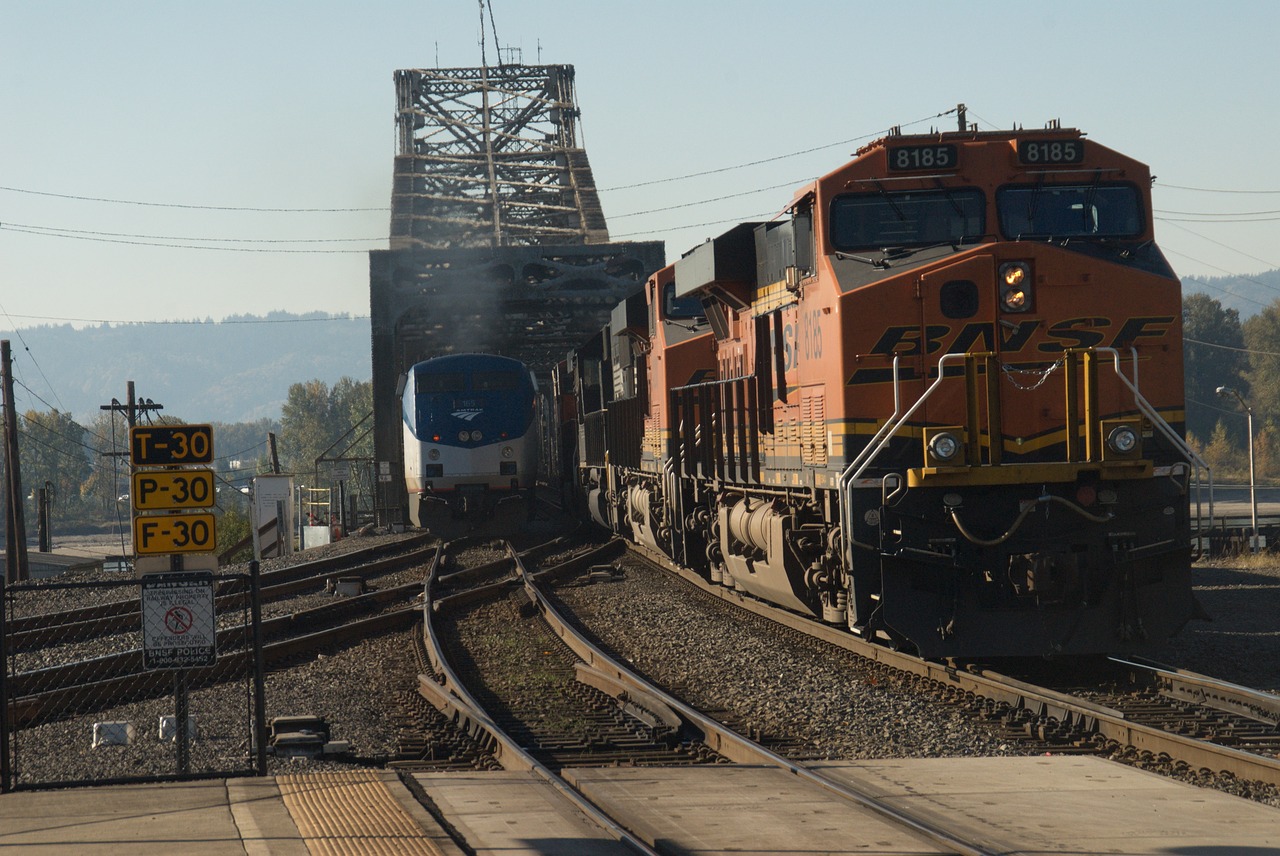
left=849, top=315, right=1173, bottom=384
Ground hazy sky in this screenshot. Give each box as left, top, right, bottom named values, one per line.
left=2, top=0, right=1277, bottom=329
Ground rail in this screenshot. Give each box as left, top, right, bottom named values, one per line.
left=419, top=540, right=659, bottom=855
left=520, top=544, right=996, bottom=856
left=641, top=542, right=1280, bottom=788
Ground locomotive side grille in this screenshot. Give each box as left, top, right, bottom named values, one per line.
left=801, top=388, right=827, bottom=466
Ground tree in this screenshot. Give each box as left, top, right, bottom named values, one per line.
left=1244, top=299, right=1280, bottom=435
left=279, top=378, right=373, bottom=477
left=18, top=409, right=92, bottom=517
left=1183, top=293, right=1248, bottom=444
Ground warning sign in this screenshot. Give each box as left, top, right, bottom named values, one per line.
left=141, top=572, right=217, bottom=669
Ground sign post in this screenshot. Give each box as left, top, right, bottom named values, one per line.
left=130, top=424, right=217, bottom=775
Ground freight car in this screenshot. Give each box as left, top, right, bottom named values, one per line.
left=402, top=353, right=539, bottom=534
left=570, top=121, right=1206, bottom=658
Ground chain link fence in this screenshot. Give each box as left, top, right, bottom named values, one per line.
left=1, top=565, right=265, bottom=790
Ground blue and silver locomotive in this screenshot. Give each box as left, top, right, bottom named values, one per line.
left=402, top=353, right=540, bottom=533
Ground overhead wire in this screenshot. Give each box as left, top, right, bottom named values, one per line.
left=0, top=184, right=386, bottom=212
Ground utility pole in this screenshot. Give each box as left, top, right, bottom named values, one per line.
left=100, top=383, right=163, bottom=515
left=2, top=340, right=29, bottom=583
left=267, top=432, right=281, bottom=474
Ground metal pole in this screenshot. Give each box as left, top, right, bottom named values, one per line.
left=250, top=560, right=267, bottom=775
left=1247, top=406, right=1258, bottom=553
left=1, top=572, right=10, bottom=792
left=174, top=671, right=190, bottom=774
left=2, top=340, right=30, bottom=583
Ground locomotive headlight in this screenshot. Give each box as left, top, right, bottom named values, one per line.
left=427, top=448, right=440, bottom=461
left=1107, top=425, right=1138, bottom=454
left=457, top=430, right=470, bottom=442
left=501, top=445, right=514, bottom=459
left=470, top=430, right=484, bottom=442
left=1102, top=419, right=1143, bottom=460
left=999, top=262, right=1032, bottom=312
left=928, top=431, right=961, bottom=462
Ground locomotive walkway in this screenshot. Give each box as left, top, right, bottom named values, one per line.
left=1, top=756, right=1277, bottom=854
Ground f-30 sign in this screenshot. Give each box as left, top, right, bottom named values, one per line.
left=133, top=512, right=217, bottom=555
left=130, top=425, right=214, bottom=466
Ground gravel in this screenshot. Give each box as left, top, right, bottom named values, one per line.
left=551, top=556, right=1021, bottom=760
left=5, top=531, right=430, bottom=786
left=9, top=529, right=1278, bottom=796
left=1146, top=556, right=1280, bottom=693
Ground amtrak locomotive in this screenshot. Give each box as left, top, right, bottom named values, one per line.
left=402, top=353, right=539, bottom=533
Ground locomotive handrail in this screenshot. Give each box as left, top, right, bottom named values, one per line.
left=1100, top=347, right=1214, bottom=542
left=837, top=347, right=1212, bottom=570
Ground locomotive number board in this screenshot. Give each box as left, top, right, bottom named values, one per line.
left=1017, top=139, right=1085, bottom=165
left=888, top=144, right=957, bottom=171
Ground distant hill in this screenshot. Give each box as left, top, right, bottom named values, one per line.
left=1182, top=269, right=1280, bottom=319
left=0, top=312, right=371, bottom=425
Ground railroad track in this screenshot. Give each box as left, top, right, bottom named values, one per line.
left=5, top=533, right=437, bottom=652
left=6, top=529, right=591, bottom=731
left=624, top=544, right=1280, bottom=793
left=417, top=538, right=1001, bottom=855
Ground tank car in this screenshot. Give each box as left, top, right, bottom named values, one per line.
left=575, top=122, right=1206, bottom=658
left=402, top=353, right=539, bottom=533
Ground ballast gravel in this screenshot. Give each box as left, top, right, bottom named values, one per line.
left=550, top=556, right=1022, bottom=761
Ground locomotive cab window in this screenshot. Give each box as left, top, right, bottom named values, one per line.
left=471, top=371, right=520, bottom=391
left=416, top=371, right=466, bottom=393
left=663, top=281, right=705, bottom=321
left=997, top=182, right=1143, bottom=239
left=829, top=188, right=985, bottom=251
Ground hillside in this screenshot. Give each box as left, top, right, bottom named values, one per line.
left=1183, top=269, right=1280, bottom=319
left=0, top=313, right=371, bottom=425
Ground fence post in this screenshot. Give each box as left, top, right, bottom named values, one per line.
left=250, top=560, right=267, bottom=775
left=174, top=671, right=190, bottom=774
left=1, top=572, right=9, bottom=792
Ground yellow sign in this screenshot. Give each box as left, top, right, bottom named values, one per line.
left=132, top=470, right=216, bottom=510
left=133, top=513, right=218, bottom=555
left=130, top=425, right=214, bottom=466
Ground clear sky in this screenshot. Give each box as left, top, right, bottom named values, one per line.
left=2, top=0, right=1277, bottom=329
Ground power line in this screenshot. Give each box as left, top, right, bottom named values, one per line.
left=1155, top=181, right=1280, bottom=195
left=0, top=184, right=387, bottom=212
left=2, top=313, right=367, bottom=325
left=1, top=221, right=386, bottom=244
left=600, top=107, right=961, bottom=192
left=1156, top=208, right=1280, bottom=217
left=0, top=223, right=380, bottom=253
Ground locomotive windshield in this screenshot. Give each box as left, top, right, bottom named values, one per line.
left=416, top=371, right=466, bottom=393
left=829, top=188, right=985, bottom=251
left=997, top=182, right=1142, bottom=239
left=471, top=371, right=522, bottom=391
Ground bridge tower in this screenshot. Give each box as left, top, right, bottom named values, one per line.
left=369, top=62, right=664, bottom=526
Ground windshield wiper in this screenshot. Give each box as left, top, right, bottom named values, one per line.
left=835, top=251, right=891, bottom=269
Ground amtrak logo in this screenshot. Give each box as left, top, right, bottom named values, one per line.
left=452, top=409, right=483, bottom=421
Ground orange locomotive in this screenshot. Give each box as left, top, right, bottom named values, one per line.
left=572, top=123, right=1205, bottom=658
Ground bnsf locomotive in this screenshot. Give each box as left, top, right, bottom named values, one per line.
left=568, top=124, right=1205, bottom=658
left=402, top=353, right=539, bottom=534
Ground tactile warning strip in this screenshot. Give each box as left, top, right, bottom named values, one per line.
left=277, top=771, right=443, bottom=855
